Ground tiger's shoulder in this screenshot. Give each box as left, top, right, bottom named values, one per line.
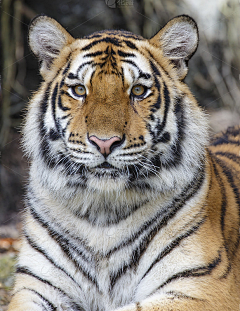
left=208, top=125, right=240, bottom=164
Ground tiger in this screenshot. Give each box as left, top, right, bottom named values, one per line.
left=8, top=14, right=240, bottom=311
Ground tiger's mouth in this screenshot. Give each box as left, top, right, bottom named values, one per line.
left=96, top=162, right=116, bottom=169
left=89, top=161, right=122, bottom=179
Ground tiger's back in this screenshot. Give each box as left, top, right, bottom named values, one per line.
left=8, top=15, right=240, bottom=311
left=208, top=126, right=240, bottom=279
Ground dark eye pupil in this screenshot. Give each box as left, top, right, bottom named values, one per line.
left=74, top=85, right=86, bottom=96
left=132, top=85, right=145, bottom=96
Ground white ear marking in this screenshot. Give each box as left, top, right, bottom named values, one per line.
left=150, top=15, right=198, bottom=79
left=28, top=15, right=74, bottom=76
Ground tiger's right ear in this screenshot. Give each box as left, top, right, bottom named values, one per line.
left=149, top=15, right=198, bottom=80
left=28, top=15, right=74, bottom=77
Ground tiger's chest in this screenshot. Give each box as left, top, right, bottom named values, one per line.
left=81, top=257, right=139, bottom=311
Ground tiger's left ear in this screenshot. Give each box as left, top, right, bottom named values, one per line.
left=149, top=15, right=198, bottom=80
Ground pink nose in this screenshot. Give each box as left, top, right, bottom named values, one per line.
left=89, top=135, right=122, bottom=156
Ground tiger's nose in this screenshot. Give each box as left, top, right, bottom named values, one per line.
left=88, top=135, right=124, bottom=156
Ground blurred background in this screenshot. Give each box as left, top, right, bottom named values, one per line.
left=0, top=0, right=240, bottom=305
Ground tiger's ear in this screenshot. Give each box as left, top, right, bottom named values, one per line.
left=28, top=15, right=74, bottom=77
left=149, top=15, right=198, bottom=80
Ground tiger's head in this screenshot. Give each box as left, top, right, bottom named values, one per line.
left=25, top=15, right=208, bottom=209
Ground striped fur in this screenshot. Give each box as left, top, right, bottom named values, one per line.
left=8, top=15, right=240, bottom=311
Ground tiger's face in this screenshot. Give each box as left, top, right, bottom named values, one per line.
left=26, top=15, right=207, bottom=196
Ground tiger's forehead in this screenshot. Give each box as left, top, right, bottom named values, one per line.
left=65, top=33, right=153, bottom=87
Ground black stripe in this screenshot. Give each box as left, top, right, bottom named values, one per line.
left=62, top=59, right=72, bottom=75
left=51, top=83, right=60, bottom=132
left=84, top=51, right=103, bottom=58
left=75, top=61, right=94, bottom=77
left=89, top=70, right=95, bottom=86
left=160, top=96, right=184, bottom=169
left=58, top=94, right=70, bottom=111
left=17, top=266, right=62, bottom=290
left=28, top=206, right=99, bottom=289
left=40, top=83, right=52, bottom=115
left=210, top=158, right=227, bottom=234
left=110, top=216, right=205, bottom=290
left=83, top=34, right=102, bottom=39
left=106, top=165, right=205, bottom=256
left=121, top=59, right=139, bottom=70
left=16, top=266, right=84, bottom=310
left=138, top=72, right=151, bottom=80
left=61, top=113, right=71, bottom=120
left=35, top=301, right=48, bottom=311
left=15, top=288, right=57, bottom=311
left=117, top=50, right=136, bottom=57
left=165, top=291, right=203, bottom=301
left=214, top=151, right=240, bottom=165
left=123, top=40, right=138, bottom=50
left=82, top=37, right=122, bottom=51
left=37, top=78, right=87, bottom=178
left=210, top=156, right=232, bottom=278
left=210, top=153, right=240, bottom=261
left=67, top=72, right=78, bottom=79
left=149, top=61, right=161, bottom=115
left=49, top=128, right=61, bottom=141
left=24, top=231, right=82, bottom=289
left=155, top=82, right=170, bottom=137
left=83, top=30, right=142, bottom=41
left=152, top=251, right=222, bottom=294
left=141, top=217, right=206, bottom=281
left=38, top=111, right=86, bottom=176
left=150, top=60, right=161, bottom=78
left=211, top=138, right=240, bottom=147
left=62, top=119, right=71, bottom=137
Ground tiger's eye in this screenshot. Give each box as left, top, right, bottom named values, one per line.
left=74, top=85, right=86, bottom=96
left=131, top=85, right=145, bottom=96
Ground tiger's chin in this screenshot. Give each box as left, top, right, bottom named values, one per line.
left=87, top=167, right=128, bottom=193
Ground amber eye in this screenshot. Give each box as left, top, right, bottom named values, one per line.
left=131, top=85, right=146, bottom=97
left=73, top=85, right=86, bottom=97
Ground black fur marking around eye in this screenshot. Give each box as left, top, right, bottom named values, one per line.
left=151, top=95, right=161, bottom=113
left=58, top=94, right=70, bottom=111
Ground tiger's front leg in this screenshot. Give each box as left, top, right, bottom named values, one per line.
left=7, top=288, right=75, bottom=311
left=112, top=290, right=237, bottom=311
left=7, top=269, right=86, bottom=311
